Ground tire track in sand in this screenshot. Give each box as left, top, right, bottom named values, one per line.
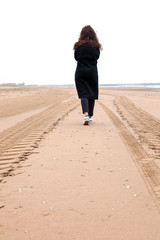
left=99, top=101, right=160, bottom=211
left=114, top=96, right=160, bottom=159
left=0, top=100, right=79, bottom=181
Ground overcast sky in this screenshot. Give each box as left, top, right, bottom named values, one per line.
left=0, top=0, right=160, bottom=85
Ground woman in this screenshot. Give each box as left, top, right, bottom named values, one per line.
left=73, top=25, right=102, bottom=125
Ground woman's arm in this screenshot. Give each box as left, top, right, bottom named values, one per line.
left=74, top=50, right=77, bottom=61
left=96, top=48, right=100, bottom=60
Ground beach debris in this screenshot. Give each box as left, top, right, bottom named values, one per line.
left=19, top=205, right=23, bottom=208
left=24, top=230, right=28, bottom=233
left=134, top=194, right=137, bottom=197
left=18, top=188, right=22, bottom=192
left=42, top=201, right=46, bottom=204
left=0, top=204, right=5, bottom=209
left=126, top=185, right=130, bottom=189
left=44, top=212, right=51, bottom=216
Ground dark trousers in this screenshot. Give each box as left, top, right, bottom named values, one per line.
left=81, top=98, right=95, bottom=117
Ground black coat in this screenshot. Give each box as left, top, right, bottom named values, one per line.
left=74, top=42, right=100, bottom=99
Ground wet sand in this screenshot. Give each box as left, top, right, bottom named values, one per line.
left=0, top=86, right=160, bottom=239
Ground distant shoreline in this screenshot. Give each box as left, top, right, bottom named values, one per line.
left=1, top=83, right=160, bottom=87
left=1, top=83, right=160, bottom=92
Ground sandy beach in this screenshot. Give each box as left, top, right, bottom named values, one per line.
left=0, top=86, right=160, bottom=239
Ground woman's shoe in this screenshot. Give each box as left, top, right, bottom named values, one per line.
left=83, top=116, right=89, bottom=125
left=89, top=117, right=94, bottom=123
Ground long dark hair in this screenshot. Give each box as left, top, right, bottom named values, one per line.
left=73, top=25, right=102, bottom=50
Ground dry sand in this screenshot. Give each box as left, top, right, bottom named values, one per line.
left=0, top=86, right=160, bottom=239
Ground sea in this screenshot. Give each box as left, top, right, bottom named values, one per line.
left=99, top=83, right=160, bottom=91
left=100, top=83, right=160, bottom=88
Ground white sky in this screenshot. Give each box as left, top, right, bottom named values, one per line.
left=0, top=0, right=160, bottom=85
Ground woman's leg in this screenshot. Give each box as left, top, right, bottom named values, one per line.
left=81, top=98, right=89, bottom=116
left=88, top=99, right=95, bottom=117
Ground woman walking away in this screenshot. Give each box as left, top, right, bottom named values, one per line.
left=73, top=25, right=102, bottom=125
